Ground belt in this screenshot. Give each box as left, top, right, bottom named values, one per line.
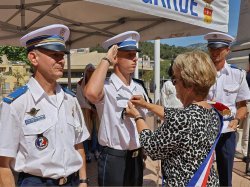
left=101, top=146, right=141, bottom=158
left=19, top=172, right=78, bottom=186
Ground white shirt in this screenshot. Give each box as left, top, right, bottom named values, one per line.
left=207, top=62, right=250, bottom=132
left=96, top=73, right=149, bottom=150
left=0, top=77, right=89, bottom=179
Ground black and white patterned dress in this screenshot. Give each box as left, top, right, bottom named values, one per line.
left=140, top=104, right=220, bottom=187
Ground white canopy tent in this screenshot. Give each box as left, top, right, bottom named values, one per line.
left=0, top=0, right=229, bottom=103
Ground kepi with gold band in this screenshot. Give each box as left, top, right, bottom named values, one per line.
left=20, top=24, right=70, bottom=54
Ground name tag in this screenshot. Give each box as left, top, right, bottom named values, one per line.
left=25, top=115, right=46, bottom=125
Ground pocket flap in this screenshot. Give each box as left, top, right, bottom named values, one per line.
left=223, top=84, right=239, bottom=93
left=23, top=116, right=53, bottom=135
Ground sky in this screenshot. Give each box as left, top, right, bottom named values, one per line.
left=161, top=0, right=240, bottom=47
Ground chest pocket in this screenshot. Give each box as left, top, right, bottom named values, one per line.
left=22, top=117, right=54, bottom=152
left=223, top=83, right=239, bottom=103
left=22, top=117, right=53, bottom=136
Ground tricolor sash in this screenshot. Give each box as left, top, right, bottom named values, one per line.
left=187, top=108, right=223, bottom=187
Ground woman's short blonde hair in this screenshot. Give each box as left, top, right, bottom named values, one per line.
left=172, top=50, right=216, bottom=98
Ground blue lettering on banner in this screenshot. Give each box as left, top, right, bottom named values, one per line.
left=25, top=115, right=46, bottom=125
left=142, top=0, right=198, bottom=17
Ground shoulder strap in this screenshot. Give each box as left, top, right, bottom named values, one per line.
left=3, top=85, right=28, bottom=104
left=230, top=64, right=242, bottom=71
left=62, top=86, right=76, bottom=97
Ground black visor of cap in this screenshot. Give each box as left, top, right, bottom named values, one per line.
left=118, top=46, right=141, bottom=52
left=33, top=44, right=69, bottom=54
left=207, top=43, right=229, bottom=49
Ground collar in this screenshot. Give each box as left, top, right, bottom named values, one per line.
left=26, top=77, right=46, bottom=102
left=218, top=61, right=229, bottom=76
left=27, top=77, right=65, bottom=104
left=110, top=73, right=136, bottom=92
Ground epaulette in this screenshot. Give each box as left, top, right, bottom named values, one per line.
left=230, top=64, right=242, bottom=71
left=3, top=85, right=28, bottom=104
left=62, top=87, right=76, bottom=97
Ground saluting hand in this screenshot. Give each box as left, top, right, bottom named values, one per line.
left=106, top=45, right=118, bottom=66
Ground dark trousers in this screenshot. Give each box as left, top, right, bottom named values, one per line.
left=98, top=147, right=143, bottom=186
left=17, top=172, right=79, bottom=186
left=215, top=132, right=236, bottom=187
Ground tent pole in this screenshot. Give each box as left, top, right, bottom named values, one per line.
left=134, top=43, right=139, bottom=79
left=154, top=39, right=161, bottom=186
left=154, top=39, right=160, bottom=104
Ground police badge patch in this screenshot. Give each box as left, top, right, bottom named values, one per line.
left=35, top=135, right=48, bottom=150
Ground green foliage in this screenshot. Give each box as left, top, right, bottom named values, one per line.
left=139, top=41, right=191, bottom=60
left=0, top=46, right=28, bottom=64
left=90, top=41, right=190, bottom=61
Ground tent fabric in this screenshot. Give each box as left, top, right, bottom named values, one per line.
left=0, top=0, right=229, bottom=48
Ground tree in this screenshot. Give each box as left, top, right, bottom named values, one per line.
left=0, top=46, right=28, bottom=64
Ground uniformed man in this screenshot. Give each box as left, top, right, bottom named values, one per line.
left=84, top=31, right=150, bottom=186
left=0, top=24, right=90, bottom=186
left=205, top=32, right=250, bottom=186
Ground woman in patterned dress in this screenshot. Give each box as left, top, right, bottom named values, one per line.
left=125, top=50, right=220, bottom=187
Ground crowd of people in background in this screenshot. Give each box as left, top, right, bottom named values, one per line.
left=0, top=23, right=250, bottom=187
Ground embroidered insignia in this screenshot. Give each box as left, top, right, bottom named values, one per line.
left=25, top=115, right=46, bottom=125
left=26, top=108, right=40, bottom=116
left=35, top=136, right=48, bottom=150
left=60, top=28, right=66, bottom=37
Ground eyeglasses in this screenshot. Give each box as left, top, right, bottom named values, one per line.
left=171, top=76, right=181, bottom=86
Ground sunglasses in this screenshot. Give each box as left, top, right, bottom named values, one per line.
left=171, top=76, right=181, bottom=86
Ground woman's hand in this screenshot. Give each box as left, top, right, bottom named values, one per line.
left=106, top=45, right=118, bottom=66
left=130, top=95, right=148, bottom=109
left=125, top=101, right=141, bottom=118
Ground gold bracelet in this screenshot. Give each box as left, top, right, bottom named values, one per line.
left=102, top=57, right=112, bottom=66
left=135, top=116, right=144, bottom=122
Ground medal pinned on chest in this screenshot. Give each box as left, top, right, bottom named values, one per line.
left=35, top=134, right=48, bottom=150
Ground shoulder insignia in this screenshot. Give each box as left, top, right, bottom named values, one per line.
left=3, top=85, right=28, bottom=104
left=62, top=87, right=76, bottom=97
left=230, top=64, right=242, bottom=71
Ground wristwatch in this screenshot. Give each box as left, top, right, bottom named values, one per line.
left=79, top=178, right=89, bottom=184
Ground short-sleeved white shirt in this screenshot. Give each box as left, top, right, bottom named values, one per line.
left=207, top=62, right=250, bottom=130
left=0, top=77, right=89, bottom=179
left=96, top=73, right=149, bottom=150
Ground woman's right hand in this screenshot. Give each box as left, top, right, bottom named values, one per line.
left=130, top=95, right=148, bottom=109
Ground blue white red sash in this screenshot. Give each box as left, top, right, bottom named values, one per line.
left=187, top=108, right=223, bottom=187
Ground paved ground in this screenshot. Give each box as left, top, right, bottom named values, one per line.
left=86, top=155, right=250, bottom=186
left=86, top=116, right=250, bottom=186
